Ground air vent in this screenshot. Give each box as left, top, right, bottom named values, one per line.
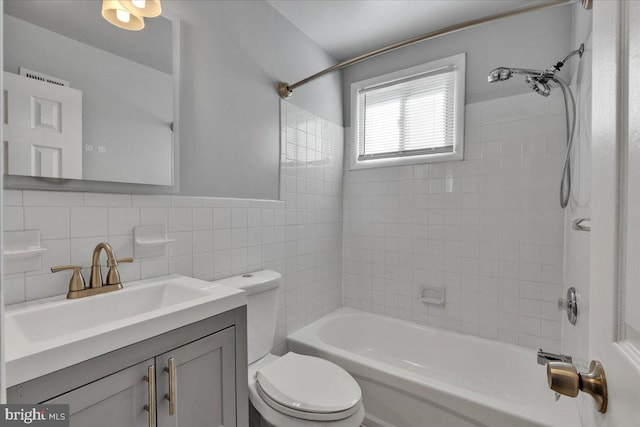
left=19, top=67, right=69, bottom=87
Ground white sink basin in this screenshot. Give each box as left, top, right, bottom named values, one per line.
left=5, top=275, right=247, bottom=387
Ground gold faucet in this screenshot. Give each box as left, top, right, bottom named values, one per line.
left=51, top=242, right=133, bottom=299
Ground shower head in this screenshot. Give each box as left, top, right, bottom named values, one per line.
left=488, top=67, right=512, bottom=83
left=487, top=67, right=547, bottom=84
left=487, top=43, right=585, bottom=96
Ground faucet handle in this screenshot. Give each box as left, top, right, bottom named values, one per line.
left=51, top=265, right=86, bottom=293
left=104, top=257, right=134, bottom=286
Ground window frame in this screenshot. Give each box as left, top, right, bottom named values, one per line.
left=349, top=53, right=466, bottom=170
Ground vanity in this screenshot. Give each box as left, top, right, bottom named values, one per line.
left=5, top=275, right=248, bottom=427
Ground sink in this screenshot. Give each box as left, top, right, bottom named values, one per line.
left=9, top=281, right=211, bottom=343
left=5, top=275, right=247, bottom=387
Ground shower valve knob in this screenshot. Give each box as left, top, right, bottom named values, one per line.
left=557, top=287, right=578, bottom=325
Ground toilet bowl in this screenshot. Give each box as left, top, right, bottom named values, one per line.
left=249, top=353, right=364, bottom=427
left=215, top=271, right=364, bottom=427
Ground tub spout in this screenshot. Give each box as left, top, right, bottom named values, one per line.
left=537, top=349, right=572, bottom=365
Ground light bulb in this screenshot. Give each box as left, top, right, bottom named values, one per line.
left=116, top=9, right=131, bottom=23
left=132, top=0, right=146, bottom=8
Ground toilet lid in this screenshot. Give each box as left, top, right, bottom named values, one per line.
left=256, top=352, right=361, bottom=415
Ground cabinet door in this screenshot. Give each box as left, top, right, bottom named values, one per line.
left=44, top=359, right=154, bottom=427
left=156, top=327, right=237, bottom=427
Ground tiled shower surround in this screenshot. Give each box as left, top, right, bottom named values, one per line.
left=3, top=101, right=344, bottom=353
left=4, top=94, right=569, bottom=352
left=343, top=92, right=568, bottom=352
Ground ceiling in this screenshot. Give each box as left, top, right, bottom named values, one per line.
left=267, top=0, right=545, bottom=61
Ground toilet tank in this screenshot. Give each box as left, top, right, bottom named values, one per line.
left=214, top=270, right=281, bottom=363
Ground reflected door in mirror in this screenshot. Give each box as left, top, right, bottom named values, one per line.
left=3, top=71, right=82, bottom=179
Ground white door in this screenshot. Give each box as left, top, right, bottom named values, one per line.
left=589, top=0, right=640, bottom=425
left=3, top=71, right=82, bottom=179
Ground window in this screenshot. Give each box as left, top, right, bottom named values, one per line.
left=350, top=53, right=465, bottom=169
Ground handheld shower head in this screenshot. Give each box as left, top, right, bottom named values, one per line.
left=488, top=67, right=513, bottom=83
left=487, top=44, right=585, bottom=96
left=488, top=67, right=547, bottom=84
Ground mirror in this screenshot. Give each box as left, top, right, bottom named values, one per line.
left=2, top=0, right=176, bottom=188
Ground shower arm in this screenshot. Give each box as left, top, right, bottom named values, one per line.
left=549, top=44, right=586, bottom=73
left=278, top=0, right=589, bottom=99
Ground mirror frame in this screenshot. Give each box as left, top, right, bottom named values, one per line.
left=3, top=10, right=181, bottom=195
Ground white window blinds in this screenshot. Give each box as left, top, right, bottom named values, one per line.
left=357, top=66, right=457, bottom=161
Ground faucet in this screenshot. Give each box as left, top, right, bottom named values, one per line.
left=51, top=242, right=133, bottom=299
left=537, top=349, right=573, bottom=366
left=90, top=242, right=126, bottom=288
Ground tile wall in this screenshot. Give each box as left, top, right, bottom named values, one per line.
left=3, top=101, right=344, bottom=353
left=343, top=91, right=569, bottom=351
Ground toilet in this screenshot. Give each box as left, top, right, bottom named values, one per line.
left=215, top=270, right=365, bottom=427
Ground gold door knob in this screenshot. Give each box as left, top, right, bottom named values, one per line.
left=547, top=360, right=608, bottom=413
left=547, top=361, right=579, bottom=397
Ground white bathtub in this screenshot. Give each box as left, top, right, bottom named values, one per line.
left=287, top=308, right=580, bottom=427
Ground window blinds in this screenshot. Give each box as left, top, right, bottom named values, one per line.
left=357, top=66, right=457, bottom=160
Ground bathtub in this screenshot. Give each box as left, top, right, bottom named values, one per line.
left=287, top=308, right=580, bottom=427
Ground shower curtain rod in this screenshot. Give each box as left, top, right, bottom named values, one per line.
left=277, top=0, right=589, bottom=99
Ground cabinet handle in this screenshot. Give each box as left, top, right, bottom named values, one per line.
left=164, top=357, right=176, bottom=416
left=143, top=365, right=156, bottom=427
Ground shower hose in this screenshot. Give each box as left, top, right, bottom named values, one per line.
left=553, top=77, right=577, bottom=209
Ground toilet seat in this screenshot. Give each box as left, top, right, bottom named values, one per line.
left=255, top=352, right=362, bottom=422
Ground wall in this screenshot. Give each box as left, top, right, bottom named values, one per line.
left=3, top=102, right=344, bottom=354
left=164, top=0, right=343, bottom=200
left=342, top=5, right=572, bottom=125
left=564, top=3, right=594, bottom=423
left=343, top=91, right=567, bottom=351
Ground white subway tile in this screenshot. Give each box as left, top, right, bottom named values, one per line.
left=169, top=255, right=192, bottom=276
left=213, top=229, right=232, bottom=251
left=25, top=207, right=69, bottom=240
left=23, top=190, right=83, bottom=207
left=193, top=230, right=214, bottom=253
left=140, top=207, right=168, bottom=226
left=4, top=275, right=26, bottom=305
left=71, top=207, right=108, bottom=238
left=108, top=208, right=140, bottom=236
left=4, top=190, right=23, bottom=206
left=132, top=195, right=171, bottom=207
left=84, top=193, right=131, bottom=207
left=169, top=208, right=193, bottom=232
left=193, top=208, right=213, bottom=230
left=171, top=196, right=203, bottom=207
left=25, top=272, right=70, bottom=300
left=169, top=231, right=192, bottom=257
left=213, top=208, right=232, bottom=229
left=141, top=258, right=169, bottom=279
left=4, top=206, right=24, bottom=231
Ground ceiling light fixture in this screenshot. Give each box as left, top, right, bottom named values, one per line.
left=120, top=0, right=162, bottom=18
left=102, top=0, right=162, bottom=31
left=102, top=0, right=145, bottom=31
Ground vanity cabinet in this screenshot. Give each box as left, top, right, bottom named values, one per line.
left=44, top=360, right=152, bottom=427
left=8, top=307, right=247, bottom=427
left=156, top=327, right=236, bottom=427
